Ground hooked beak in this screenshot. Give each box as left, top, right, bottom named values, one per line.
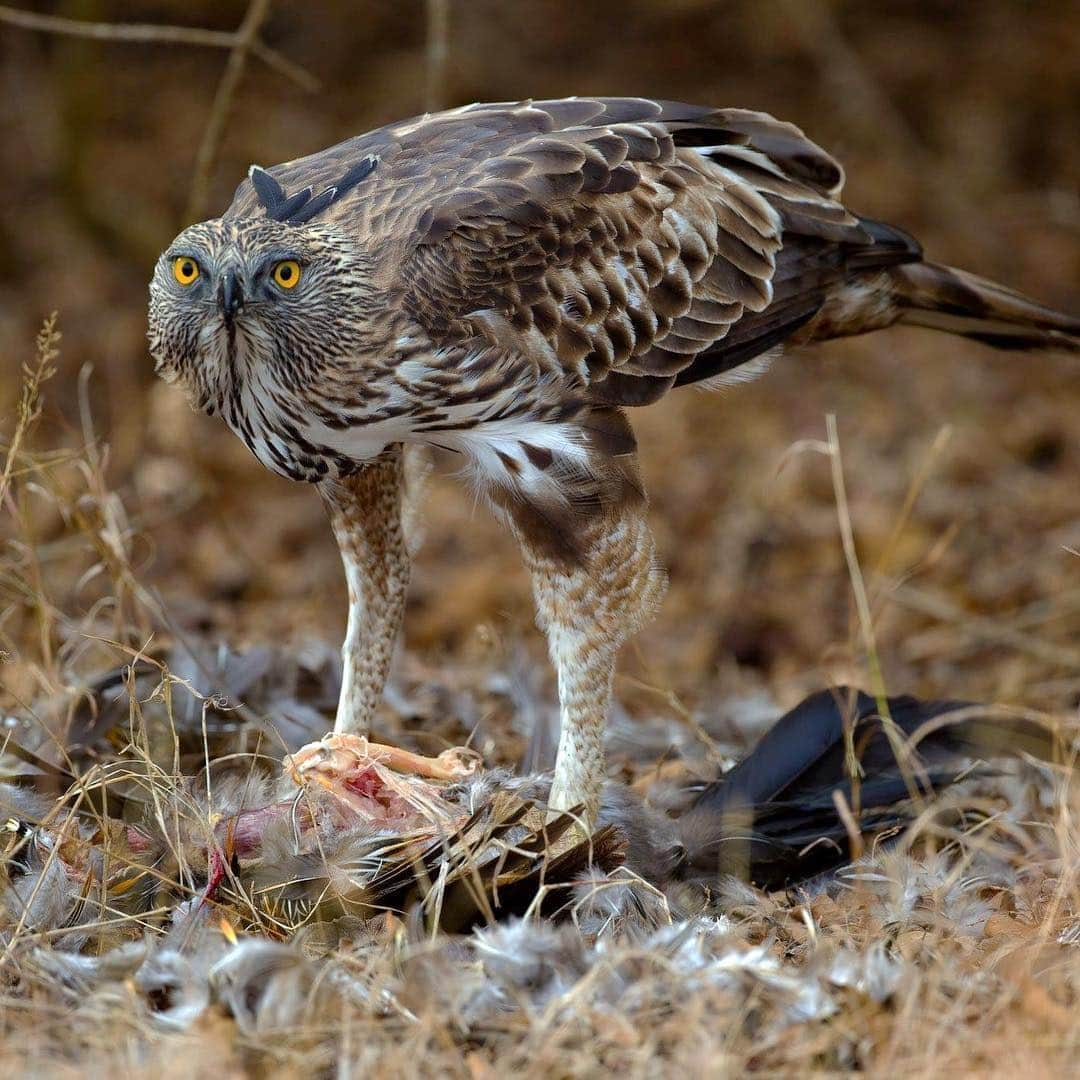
left=218, top=269, right=245, bottom=324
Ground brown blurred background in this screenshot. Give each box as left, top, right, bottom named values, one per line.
left=2, top=1, right=1079, bottom=726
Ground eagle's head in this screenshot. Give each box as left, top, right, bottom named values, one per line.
left=148, top=159, right=381, bottom=419
left=147, top=214, right=376, bottom=418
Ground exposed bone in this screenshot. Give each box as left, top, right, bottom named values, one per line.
left=284, top=733, right=482, bottom=783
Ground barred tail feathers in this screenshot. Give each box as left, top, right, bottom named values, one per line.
left=890, top=261, right=1080, bottom=353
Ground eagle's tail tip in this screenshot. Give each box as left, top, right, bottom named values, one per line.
left=892, top=261, right=1080, bottom=353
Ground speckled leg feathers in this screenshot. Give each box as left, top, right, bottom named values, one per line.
left=507, top=480, right=668, bottom=828
left=323, top=439, right=664, bottom=832
left=320, top=449, right=410, bottom=735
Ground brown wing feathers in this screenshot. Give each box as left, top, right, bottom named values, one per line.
left=390, top=98, right=926, bottom=396
left=399, top=102, right=774, bottom=392
left=227, top=96, right=1078, bottom=403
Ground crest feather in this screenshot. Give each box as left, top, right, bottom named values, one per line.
left=248, top=155, right=379, bottom=225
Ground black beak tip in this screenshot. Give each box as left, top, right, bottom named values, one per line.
left=219, top=271, right=244, bottom=321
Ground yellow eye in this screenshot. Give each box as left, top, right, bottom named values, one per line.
left=272, top=260, right=302, bottom=289
left=172, top=256, right=200, bottom=286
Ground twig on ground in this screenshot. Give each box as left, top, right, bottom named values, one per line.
left=831, top=788, right=864, bottom=862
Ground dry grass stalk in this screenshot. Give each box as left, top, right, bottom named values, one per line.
left=0, top=314, right=60, bottom=508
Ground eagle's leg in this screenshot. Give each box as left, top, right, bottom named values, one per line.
left=508, top=485, right=667, bottom=829
left=319, top=447, right=410, bottom=735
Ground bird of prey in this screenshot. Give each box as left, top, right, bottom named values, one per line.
left=148, top=97, right=1079, bottom=831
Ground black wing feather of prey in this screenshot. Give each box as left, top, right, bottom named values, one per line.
left=677, top=686, right=1059, bottom=889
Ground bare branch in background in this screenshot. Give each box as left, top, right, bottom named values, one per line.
left=0, top=4, right=318, bottom=91
left=779, top=0, right=981, bottom=248
left=0, top=1, right=320, bottom=226
left=185, top=0, right=274, bottom=224
left=424, top=0, right=450, bottom=112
